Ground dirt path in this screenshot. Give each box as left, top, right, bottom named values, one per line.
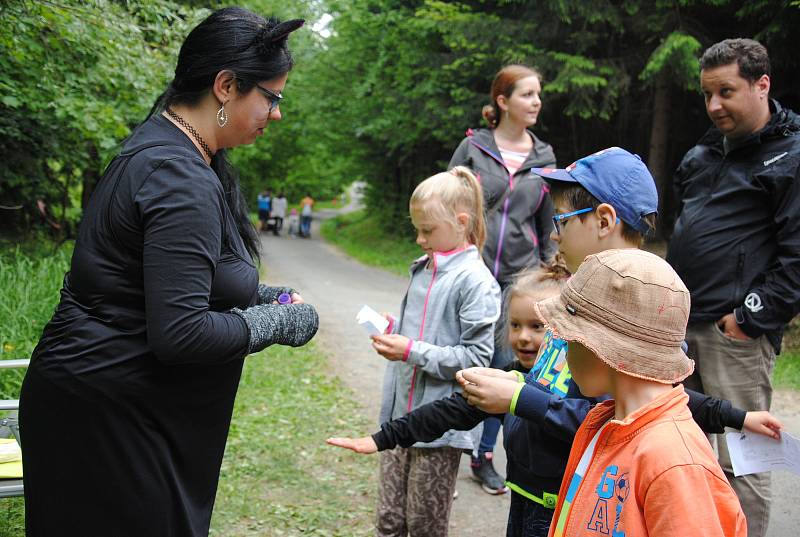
left=259, top=190, right=799, bottom=536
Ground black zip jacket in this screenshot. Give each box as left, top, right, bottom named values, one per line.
left=371, top=360, right=746, bottom=506
left=666, top=101, right=800, bottom=352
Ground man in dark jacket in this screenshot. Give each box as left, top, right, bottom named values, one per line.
left=666, top=38, right=800, bottom=537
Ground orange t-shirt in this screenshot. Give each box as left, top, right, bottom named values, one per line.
left=549, top=385, right=747, bottom=537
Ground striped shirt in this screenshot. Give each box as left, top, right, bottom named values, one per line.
left=498, top=146, right=529, bottom=178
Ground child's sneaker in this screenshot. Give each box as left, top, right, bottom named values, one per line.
left=470, top=452, right=508, bottom=495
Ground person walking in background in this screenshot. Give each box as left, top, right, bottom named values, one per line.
left=299, top=193, right=314, bottom=237
left=356, top=166, right=500, bottom=537
left=257, top=189, right=272, bottom=232
left=448, top=64, right=557, bottom=495
left=18, top=9, right=318, bottom=536
left=287, top=206, right=299, bottom=237
left=666, top=38, right=800, bottom=537
left=271, top=191, right=287, bottom=235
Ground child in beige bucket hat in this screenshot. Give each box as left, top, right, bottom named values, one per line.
left=536, top=248, right=746, bottom=537
left=534, top=248, right=693, bottom=385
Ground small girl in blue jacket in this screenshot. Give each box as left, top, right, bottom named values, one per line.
left=328, top=264, right=779, bottom=537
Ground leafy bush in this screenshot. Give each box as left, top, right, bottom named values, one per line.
left=0, top=243, right=72, bottom=399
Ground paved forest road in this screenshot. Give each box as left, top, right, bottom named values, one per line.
left=258, top=193, right=799, bottom=536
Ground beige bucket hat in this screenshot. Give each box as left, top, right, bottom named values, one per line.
left=534, top=249, right=694, bottom=384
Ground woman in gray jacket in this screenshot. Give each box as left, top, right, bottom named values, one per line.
left=448, top=64, right=557, bottom=494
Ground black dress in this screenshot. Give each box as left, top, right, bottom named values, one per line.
left=19, top=115, right=258, bottom=536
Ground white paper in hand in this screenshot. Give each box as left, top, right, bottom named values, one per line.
left=725, top=430, right=800, bottom=477
left=356, top=305, right=389, bottom=336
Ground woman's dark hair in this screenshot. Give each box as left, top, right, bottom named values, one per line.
left=147, top=7, right=303, bottom=260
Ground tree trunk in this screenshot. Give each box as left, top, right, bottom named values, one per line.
left=648, top=72, right=671, bottom=240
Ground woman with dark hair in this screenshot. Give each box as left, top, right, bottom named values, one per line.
left=19, top=8, right=318, bottom=535
left=448, top=64, right=557, bottom=496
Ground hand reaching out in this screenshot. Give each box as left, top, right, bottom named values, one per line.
left=326, top=436, right=378, bottom=454
left=742, top=411, right=783, bottom=440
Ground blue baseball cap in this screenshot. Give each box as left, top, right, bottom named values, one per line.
left=533, top=147, right=658, bottom=234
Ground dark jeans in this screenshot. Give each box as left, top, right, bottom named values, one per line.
left=271, top=216, right=283, bottom=235
left=506, top=490, right=552, bottom=537
left=300, top=215, right=312, bottom=237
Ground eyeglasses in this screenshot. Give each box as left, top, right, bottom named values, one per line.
left=254, top=84, right=283, bottom=114
left=552, top=207, right=593, bottom=235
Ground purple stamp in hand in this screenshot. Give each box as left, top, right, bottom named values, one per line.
left=277, top=292, right=292, bottom=305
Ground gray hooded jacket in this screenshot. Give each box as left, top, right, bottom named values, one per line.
left=379, top=245, right=501, bottom=449
left=449, top=128, right=557, bottom=285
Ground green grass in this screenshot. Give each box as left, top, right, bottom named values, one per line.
left=209, top=344, right=376, bottom=536
left=0, top=243, right=73, bottom=399
left=774, top=353, right=800, bottom=391
left=313, top=191, right=351, bottom=211
left=321, top=209, right=420, bottom=276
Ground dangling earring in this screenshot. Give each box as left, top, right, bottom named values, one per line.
left=216, top=102, right=228, bottom=128
left=504, top=110, right=509, bottom=121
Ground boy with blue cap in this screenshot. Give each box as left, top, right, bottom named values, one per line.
left=532, top=146, right=657, bottom=273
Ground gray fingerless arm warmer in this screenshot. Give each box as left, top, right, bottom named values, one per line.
left=256, top=284, right=296, bottom=305
left=231, top=303, right=319, bottom=354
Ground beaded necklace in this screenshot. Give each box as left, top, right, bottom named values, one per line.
left=165, top=107, right=214, bottom=160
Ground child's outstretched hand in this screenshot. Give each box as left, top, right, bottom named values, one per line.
left=371, top=334, right=410, bottom=361
left=742, top=411, right=783, bottom=440
left=326, top=436, right=378, bottom=454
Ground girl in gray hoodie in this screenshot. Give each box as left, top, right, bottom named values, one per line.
left=367, top=166, right=501, bottom=537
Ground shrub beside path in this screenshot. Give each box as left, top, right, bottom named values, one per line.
left=259, top=189, right=799, bottom=536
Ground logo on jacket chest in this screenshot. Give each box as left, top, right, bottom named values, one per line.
left=529, top=330, right=571, bottom=397
left=587, top=465, right=629, bottom=536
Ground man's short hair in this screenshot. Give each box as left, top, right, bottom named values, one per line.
left=550, top=183, right=656, bottom=247
left=699, top=38, right=770, bottom=83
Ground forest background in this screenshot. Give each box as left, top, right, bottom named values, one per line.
left=2, top=0, right=800, bottom=241
left=2, top=2, right=800, bottom=533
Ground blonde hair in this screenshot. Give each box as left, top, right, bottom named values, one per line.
left=498, top=257, right=570, bottom=348
left=409, top=166, right=486, bottom=250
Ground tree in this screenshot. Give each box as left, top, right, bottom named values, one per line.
left=0, top=0, right=201, bottom=235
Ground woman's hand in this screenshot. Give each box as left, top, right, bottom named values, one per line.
left=371, top=334, right=410, bottom=361
left=742, top=411, right=783, bottom=440
left=290, top=292, right=304, bottom=304
left=326, top=436, right=378, bottom=454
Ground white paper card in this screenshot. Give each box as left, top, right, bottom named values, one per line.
left=725, top=431, right=800, bottom=477
left=356, top=305, right=389, bottom=336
